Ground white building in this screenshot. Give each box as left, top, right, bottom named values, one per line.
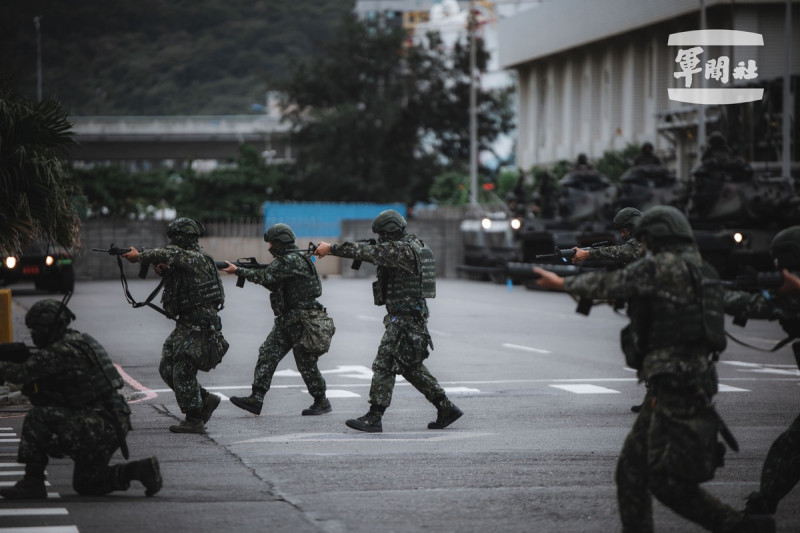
left=497, top=0, right=799, bottom=178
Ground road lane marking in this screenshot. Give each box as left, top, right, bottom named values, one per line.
left=116, top=363, right=158, bottom=404
left=718, top=384, right=750, bottom=392
left=0, top=508, right=69, bottom=517
left=0, top=439, right=20, bottom=443
left=0, top=481, right=50, bottom=487
left=549, top=384, right=620, bottom=394
left=0, top=434, right=15, bottom=437
left=231, top=431, right=493, bottom=445
left=0, top=471, right=24, bottom=476
left=302, top=389, right=360, bottom=398
left=0, top=526, right=80, bottom=533
left=0, top=463, right=23, bottom=467
left=502, top=343, right=551, bottom=354
left=444, top=387, right=480, bottom=393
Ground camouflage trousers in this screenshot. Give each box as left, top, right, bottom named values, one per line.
left=17, top=405, right=131, bottom=495
left=368, top=314, right=445, bottom=408
left=251, top=319, right=326, bottom=399
left=160, top=321, right=211, bottom=413
left=753, top=412, right=800, bottom=512
left=616, top=389, right=746, bottom=532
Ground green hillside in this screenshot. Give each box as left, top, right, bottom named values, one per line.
left=0, top=0, right=354, bottom=115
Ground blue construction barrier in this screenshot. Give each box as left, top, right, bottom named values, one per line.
left=262, top=202, right=406, bottom=238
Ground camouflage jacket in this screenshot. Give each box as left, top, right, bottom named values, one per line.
left=725, top=289, right=800, bottom=338
left=564, top=243, right=714, bottom=382
left=587, top=238, right=642, bottom=266
left=140, top=243, right=224, bottom=320
left=0, top=330, right=128, bottom=412
left=330, top=237, right=430, bottom=317
left=237, top=248, right=323, bottom=317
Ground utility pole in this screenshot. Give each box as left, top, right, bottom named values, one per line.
left=34, top=16, right=42, bottom=102
left=469, top=1, right=479, bottom=206
left=783, top=0, right=793, bottom=187
left=696, top=0, right=706, bottom=160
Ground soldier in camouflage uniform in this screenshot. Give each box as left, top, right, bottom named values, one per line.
left=123, top=217, right=227, bottom=434
left=0, top=300, right=161, bottom=499
left=534, top=206, right=774, bottom=533
left=571, top=207, right=643, bottom=266
left=221, top=223, right=335, bottom=417
left=315, top=210, right=463, bottom=433
left=724, top=226, right=800, bottom=518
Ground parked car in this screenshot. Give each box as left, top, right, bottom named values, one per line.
left=1, top=242, right=74, bottom=293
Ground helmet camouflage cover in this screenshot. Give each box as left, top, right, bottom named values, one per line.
left=771, top=226, right=800, bottom=270
left=264, top=223, right=296, bottom=244
left=613, top=207, right=643, bottom=231
left=167, top=217, right=204, bottom=247
left=634, top=205, right=694, bottom=243
left=371, top=209, right=407, bottom=235
left=25, top=299, right=76, bottom=347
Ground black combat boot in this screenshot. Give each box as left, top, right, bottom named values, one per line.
left=302, top=396, right=332, bottom=416
left=0, top=463, right=47, bottom=499
left=169, top=410, right=205, bottom=434
left=630, top=402, right=643, bottom=413
left=230, top=387, right=265, bottom=415
left=346, top=405, right=385, bottom=433
left=230, top=395, right=263, bottom=415
left=428, top=399, right=463, bottom=429
left=123, top=456, right=163, bottom=497
left=201, top=392, right=221, bottom=423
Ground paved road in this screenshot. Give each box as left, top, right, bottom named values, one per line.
left=2, top=276, right=799, bottom=532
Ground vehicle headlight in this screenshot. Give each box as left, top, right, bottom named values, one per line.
left=45, top=255, right=55, bottom=266
left=5, top=256, right=16, bottom=269
left=510, top=218, right=522, bottom=230
left=733, top=232, right=744, bottom=245
left=481, top=218, right=492, bottom=230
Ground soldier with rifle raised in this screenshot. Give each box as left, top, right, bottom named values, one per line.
left=219, top=223, right=335, bottom=417
left=571, top=207, right=643, bottom=266
left=121, top=217, right=228, bottom=435
left=0, top=298, right=161, bottom=500
left=533, top=206, right=774, bottom=533
left=723, top=226, right=800, bottom=520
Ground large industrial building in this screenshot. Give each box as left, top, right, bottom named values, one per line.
left=497, top=0, right=799, bottom=178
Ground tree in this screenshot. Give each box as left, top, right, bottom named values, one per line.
left=0, top=86, right=81, bottom=254
left=173, top=144, right=288, bottom=219
left=280, top=15, right=514, bottom=204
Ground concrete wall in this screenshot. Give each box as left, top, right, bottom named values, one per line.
left=74, top=216, right=464, bottom=282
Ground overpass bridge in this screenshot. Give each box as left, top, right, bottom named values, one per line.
left=68, top=115, right=292, bottom=169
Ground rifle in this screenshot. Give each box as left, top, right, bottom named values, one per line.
left=92, top=244, right=149, bottom=279
left=350, top=238, right=377, bottom=270
left=535, top=241, right=610, bottom=264
left=216, top=242, right=318, bottom=288
left=714, top=270, right=799, bottom=292
left=506, top=261, right=605, bottom=316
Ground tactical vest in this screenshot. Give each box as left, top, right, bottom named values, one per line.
left=378, top=235, right=436, bottom=303
left=637, top=259, right=726, bottom=354
left=277, top=253, right=322, bottom=313
left=32, top=331, right=123, bottom=408
left=163, top=250, right=225, bottom=316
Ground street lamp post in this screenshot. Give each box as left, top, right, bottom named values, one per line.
left=469, top=1, right=478, bottom=206
left=34, top=16, right=42, bottom=102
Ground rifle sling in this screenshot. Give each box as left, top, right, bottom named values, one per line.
left=724, top=330, right=795, bottom=353
left=114, top=255, right=175, bottom=321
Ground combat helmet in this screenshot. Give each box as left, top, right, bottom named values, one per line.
left=167, top=217, right=204, bottom=248
left=264, top=223, right=296, bottom=245
left=613, top=207, right=643, bottom=231
left=25, top=299, right=76, bottom=348
left=634, top=205, right=694, bottom=249
left=372, top=210, right=407, bottom=235
left=770, top=226, right=800, bottom=270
